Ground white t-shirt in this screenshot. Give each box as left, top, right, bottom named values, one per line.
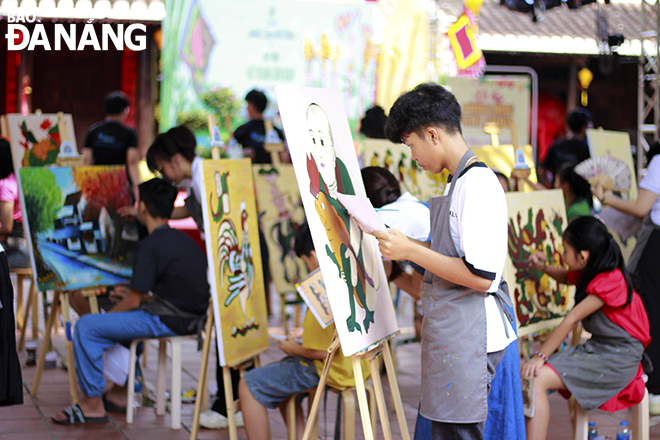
left=639, top=156, right=660, bottom=225
left=378, top=192, right=431, bottom=241
left=444, top=163, right=516, bottom=353
left=187, top=156, right=204, bottom=204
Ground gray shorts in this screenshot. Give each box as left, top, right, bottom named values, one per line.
left=243, top=355, right=320, bottom=409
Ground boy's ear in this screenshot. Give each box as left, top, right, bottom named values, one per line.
left=426, top=126, right=440, bottom=144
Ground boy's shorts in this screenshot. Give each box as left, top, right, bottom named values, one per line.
left=243, top=355, right=320, bottom=409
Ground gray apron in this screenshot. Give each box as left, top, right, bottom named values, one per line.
left=419, top=149, right=512, bottom=423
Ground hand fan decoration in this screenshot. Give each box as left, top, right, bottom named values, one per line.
left=574, top=155, right=632, bottom=192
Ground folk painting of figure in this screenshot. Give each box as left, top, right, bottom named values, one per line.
left=275, top=85, right=398, bottom=356
left=18, top=166, right=137, bottom=291
left=199, top=159, right=269, bottom=366
left=252, top=165, right=307, bottom=294
left=7, top=113, right=77, bottom=171
left=503, top=190, right=574, bottom=336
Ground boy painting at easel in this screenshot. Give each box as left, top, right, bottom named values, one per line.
left=369, top=83, right=514, bottom=440
left=238, top=222, right=370, bottom=440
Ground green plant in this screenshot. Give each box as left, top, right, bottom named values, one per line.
left=201, top=87, right=241, bottom=122
left=176, top=109, right=210, bottom=133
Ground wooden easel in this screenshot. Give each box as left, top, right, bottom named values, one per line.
left=264, top=119, right=285, bottom=166
left=189, top=303, right=265, bottom=440
left=301, top=333, right=411, bottom=440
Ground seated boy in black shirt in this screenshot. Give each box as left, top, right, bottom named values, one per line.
left=52, top=178, right=210, bottom=425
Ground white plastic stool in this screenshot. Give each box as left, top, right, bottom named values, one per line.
left=572, top=388, right=649, bottom=440
left=126, top=336, right=190, bottom=429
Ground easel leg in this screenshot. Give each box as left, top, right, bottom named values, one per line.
left=15, top=274, right=24, bottom=329
left=31, top=280, right=39, bottom=338
left=18, top=282, right=36, bottom=351
left=302, top=336, right=340, bottom=440
left=31, top=290, right=60, bottom=398
left=368, top=357, right=392, bottom=440
left=224, top=366, right=239, bottom=440
left=383, top=342, right=411, bottom=440
left=351, top=356, right=375, bottom=440
left=60, top=292, right=79, bottom=405
left=190, top=311, right=214, bottom=440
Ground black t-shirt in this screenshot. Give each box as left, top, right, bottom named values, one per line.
left=84, top=120, right=138, bottom=167
left=234, top=119, right=285, bottom=164
left=542, top=138, right=591, bottom=176
left=130, top=225, right=210, bottom=335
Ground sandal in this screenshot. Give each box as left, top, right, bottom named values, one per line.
left=102, top=393, right=127, bottom=413
left=52, top=404, right=109, bottom=425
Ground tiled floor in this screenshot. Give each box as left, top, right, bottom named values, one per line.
left=4, top=283, right=660, bottom=439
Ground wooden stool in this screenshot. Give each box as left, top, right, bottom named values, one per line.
left=572, top=388, right=649, bottom=440
left=127, top=335, right=195, bottom=430
left=285, top=382, right=377, bottom=440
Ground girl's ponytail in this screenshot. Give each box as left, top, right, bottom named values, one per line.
left=564, top=216, right=633, bottom=307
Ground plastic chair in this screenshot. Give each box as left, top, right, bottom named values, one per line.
left=126, top=335, right=192, bottom=429
left=285, top=382, right=377, bottom=440
left=572, top=388, right=649, bottom=440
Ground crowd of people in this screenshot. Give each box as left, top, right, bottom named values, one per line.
left=1, top=82, right=659, bottom=440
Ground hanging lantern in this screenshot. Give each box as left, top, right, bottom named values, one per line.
left=578, top=67, right=593, bottom=106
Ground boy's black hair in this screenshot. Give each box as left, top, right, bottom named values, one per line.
left=293, top=221, right=314, bottom=258
left=146, top=126, right=196, bottom=173
left=566, top=108, right=592, bottom=133
left=0, top=139, right=13, bottom=180
left=556, top=163, right=593, bottom=208
left=245, top=89, right=268, bottom=114
left=361, top=166, right=401, bottom=208
left=563, top=216, right=633, bottom=307
left=138, top=178, right=178, bottom=219
left=360, top=106, right=388, bottom=139
left=104, top=91, right=130, bottom=115
left=385, top=83, right=462, bottom=144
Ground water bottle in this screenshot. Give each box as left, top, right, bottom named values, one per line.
left=616, top=420, right=630, bottom=440
left=227, top=138, right=243, bottom=159
left=587, top=421, right=598, bottom=440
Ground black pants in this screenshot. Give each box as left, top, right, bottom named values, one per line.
left=0, top=251, right=23, bottom=406
left=636, top=229, right=660, bottom=391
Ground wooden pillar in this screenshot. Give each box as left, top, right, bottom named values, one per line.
left=567, top=62, right=578, bottom=112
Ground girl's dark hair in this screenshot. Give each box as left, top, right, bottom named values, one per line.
left=361, top=166, right=401, bottom=208
left=563, top=216, right=633, bottom=307
left=360, top=106, right=388, bottom=139
left=0, top=139, right=13, bottom=180
left=556, top=163, right=593, bottom=208
left=146, top=125, right=197, bottom=173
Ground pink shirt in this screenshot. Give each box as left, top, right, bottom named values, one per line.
left=0, top=173, right=22, bottom=221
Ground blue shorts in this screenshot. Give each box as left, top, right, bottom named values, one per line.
left=243, top=355, right=320, bottom=409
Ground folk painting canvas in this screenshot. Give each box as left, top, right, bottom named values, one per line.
left=296, top=268, right=333, bottom=328
left=199, top=159, right=269, bottom=366
left=18, top=166, right=137, bottom=291
left=7, top=113, right=77, bottom=171
left=275, top=85, right=398, bottom=356
left=362, top=138, right=449, bottom=203
left=504, top=190, right=574, bottom=337
left=252, top=164, right=308, bottom=294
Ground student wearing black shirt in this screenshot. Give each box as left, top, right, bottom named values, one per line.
left=83, top=91, right=141, bottom=198
left=52, top=178, right=209, bottom=425
left=234, top=89, right=284, bottom=164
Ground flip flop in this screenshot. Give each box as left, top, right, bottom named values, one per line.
left=51, top=404, right=109, bottom=425
left=102, top=393, right=127, bottom=413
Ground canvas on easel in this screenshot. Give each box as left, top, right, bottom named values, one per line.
left=362, top=138, right=449, bottom=203
left=275, top=85, right=399, bottom=357
left=198, top=158, right=269, bottom=367
left=504, top=189, right=574, bottom=337
left=252, top=164, right=308, bottom=293
left=7, top=113, right=77, bottom=171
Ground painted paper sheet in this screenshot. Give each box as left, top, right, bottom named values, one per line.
left=504, top=190, right=574, bottom=337
left=18, top=166, right=136, bottom=291
left=361, top=139, right=449, bottom=203
left=587, top=129, right=638, bottom=261
left=275, top=85, right=398, bottom=356
left=296, top=268, right=333, bottom=328
left=253, top=165, right=307, bottom=294
left=7, top=113, right=77, bottom=171
left=199, top=159, right=269, bottom=366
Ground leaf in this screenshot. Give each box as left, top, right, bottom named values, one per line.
left=21, top=121, right=38, bottom=144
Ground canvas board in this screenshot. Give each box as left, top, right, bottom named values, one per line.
left=503, top=189, right=574, bottom=337
left=252, top=165, right=308, bottom=294
left=362, top=138, right=449, bottom=203
left=587, top=129, right=638, bottom=199
left=18, top=166, right=136, bottom=292
left=296, top=268, right=333, bottom=329
left=275, top=85, right=399, bottom=356
left=199, top=159, right=269, bottom=366
left=7, top=113, right=77, bottom=171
